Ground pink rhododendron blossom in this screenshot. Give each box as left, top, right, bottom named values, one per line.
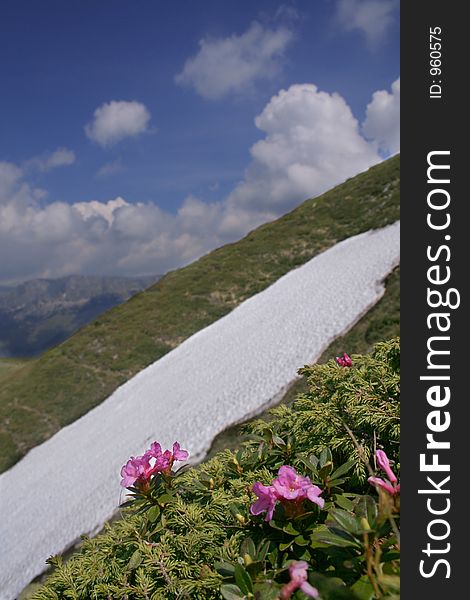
left=367, top=476, right=397, bottom=495
left=120, top=455, right=155, bottom=488
left=120, top=457, right=142, bottom=488
left=147, top=442, right=163, bottom=458
left=368, top=450, right=400, bottom=495
left=335, top=352, right=352, bottom=367
left=375, top=449, right=397, bottom=483
left=280, top=561, right=319, bottom=599
left=120, top=441, right=189, bottom=488
left=273, top=466, right=325, bottom=508
left=250, top=482, right=278, bottom=522
left=172, top=442, right=189, bottom=462
left=272, top=466, right=304, bottom=500
left=250, top=466, right=324, bottom=520
left=305, top=483, right=325, bottom=506
left=145, top=442, right=171, bottom=472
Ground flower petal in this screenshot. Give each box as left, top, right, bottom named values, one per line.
left=300, top=581, right=319, bottom=598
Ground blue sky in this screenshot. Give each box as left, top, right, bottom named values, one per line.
left=0, top=0, right=399, bottom=285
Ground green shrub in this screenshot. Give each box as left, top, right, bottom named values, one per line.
left=33, top=338, right=400, bottom=600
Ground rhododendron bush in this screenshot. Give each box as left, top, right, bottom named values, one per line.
left=32, top=338, right=400, bottom=600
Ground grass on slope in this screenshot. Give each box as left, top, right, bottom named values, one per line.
left=0, top=156, right=400, bottom=472
left=0, top=358, right=30, bottom=383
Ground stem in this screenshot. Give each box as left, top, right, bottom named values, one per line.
left=341, top=421, right=375, bottom=478
left=388, top=512, right=401, bottom=550
left=363, top=532, right=381, bottom=598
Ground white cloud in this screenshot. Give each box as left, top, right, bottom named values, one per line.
left=96, top=159, right=125, bottom=178
left=362, top=77, right=400, bottom=154
left=335, top=0, right=398, bottom=46
left=74, top=197, right=129, bottom=224
left=220, top=83, right=380, bottom=233
left=85, top=101, right=151, bottom=147
left=24, top=147, right=76, bottom=172
left=175, top=21, right=293, bottom=100
left=0, top=162, right=22, bottom=200
left=1, top=79, right=399, bottom=285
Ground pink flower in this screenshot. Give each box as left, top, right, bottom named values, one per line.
left=147, top=442, right=163, bottom=458
left=367, top=476, right=398, bottom=495
left=146, top=442, right=171, bottom=472
left=280, top=561, right=319, bottom=599
left=120, top=455, right=154, bottom=488
left=375, top=449, right=397, bottom=483
left=172, top=442, right=189, bottom=462
left=120, top=441, right=189, bottom=488
left=273, top=466, right=325, bottom=509
left=272, top=466, right=305, bottom=500
left=304, top=483, right=325, bottom=507
left=368, top=450, right=400, bottom=495
left=250, top=466, right=324, bottom=520
left=250, top=482, right=278, bottom=522
left=335, top=353, right=352, bottom=367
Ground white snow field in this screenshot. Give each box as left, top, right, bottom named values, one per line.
left=0, top=222, right=399, bottom=599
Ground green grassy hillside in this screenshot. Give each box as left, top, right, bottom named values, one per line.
left=0, top=156, right=400, bottom=472
left=0, top=358, right=29, bottom=383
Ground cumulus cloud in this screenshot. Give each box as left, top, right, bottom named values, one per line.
left=362, top=77, right=400, bottom=154
left=0, top=164, right=220, bottom=284
left=74, top=197, right=129, bottom=224
left=85, top=101, right=151, bottom=147
left=175, top=21, right=293, bottom=99
left=1, top=79, right=399, bottom=285
left=335, top=0, right=398, bottom=46
left=25, top=147, right=76, bottom=172
left=220, top=83, right=380, bottom=233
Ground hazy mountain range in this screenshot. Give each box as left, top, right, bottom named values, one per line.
left=0, top=274, right=159, bottom=358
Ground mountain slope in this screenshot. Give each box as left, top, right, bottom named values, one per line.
left=0, top=275, right=159, bottom=358
left=0, top=155, right=400, bottom=472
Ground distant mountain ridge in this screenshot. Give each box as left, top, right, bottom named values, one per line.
left=0, top=274, right=159, bottom=358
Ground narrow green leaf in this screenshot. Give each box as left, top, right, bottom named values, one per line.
left=279, top=540, right=295, bottom=551
left=214, top=561, right=236, bottom=577
left=146, top=504, right=160, bottom=523
left=240, top=538, right=256, bottom=560
left=311, top=527, right=360, bottom=548
left=256, top=540, right=271, bottom=561
left=127, top=550, right=142, bottom=571
left=308, top=454, right=319, bottom=469
left=330, top=459, right=356, bottom=479
left=319, top=447, right=332, bottom=468
left=354, top=495, right=378, bottom=526
left=318, top=462, right=334, bottom=479
left=294, top=535, right=309, bottom=546
left=220, top=584, right=246, bottom=600
left=282, top=522, right=300, bottom=536
left=334, top=495, right=355, bottom=511
left=157, top=493, right=174, bottom=505
left=328, top=508, right=361, bottom=535
left=234, top=563, right=253, bottom=595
